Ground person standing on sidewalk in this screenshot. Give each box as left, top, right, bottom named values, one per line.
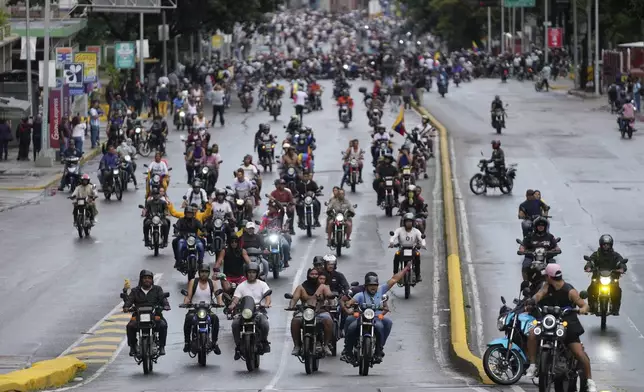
left=0, top=119, right=12, bottom=161
left=59, top=117, right=71, bottom=159
left=157, top=84, right=170, bottom=117
left=71, top=116, right=86, bottom=154
left=633, top=78, right=641, bottom=112
left=16, top=117, right=32, bottom=161
left=32, top=115, right=42, bottom=161
left=210, top=84, right=226, bottom=127
left=89, top=101, right=101, bottom=149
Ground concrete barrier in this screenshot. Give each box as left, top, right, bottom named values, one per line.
left=0, top=356, right=86, bottom=392
left=412, top=101, right=492, bottom=384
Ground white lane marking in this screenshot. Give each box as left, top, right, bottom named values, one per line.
left=449, top=135, right=485, bottom=356
left=626, top=316, right=644, bottom=339
left=263, top=239, right=316, bottom=391
left=52, top=274, right=164, bottom=391
left=511, top=385, right=528, bottom=392
left=432, top=137, right=446, bottom=368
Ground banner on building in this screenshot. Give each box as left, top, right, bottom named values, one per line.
left=49, top=89, right=62, bottom=149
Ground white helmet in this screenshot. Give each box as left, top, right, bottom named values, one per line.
left=322, top=254, right=337, bottom=263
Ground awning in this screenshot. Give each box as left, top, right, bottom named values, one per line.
left=10, top=18, right=87, bottom=38
left=0, top=96, right=31, bottom=116
left=618, top=41, right=644, bottom=48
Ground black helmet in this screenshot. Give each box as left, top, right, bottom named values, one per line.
left=246, top=262, right=260, bottom=275
left=364, top=274, right=379, bottom=286
left=313, top=256, right=325, bottom=267
left=533, top=217, right=549, bottom=232
left=599, top=234, right=614, bottom=247
left=140, top=269, right=154, bottom=279
left=198, top=263, right=210, bottom=273
left=228, top=234, right=240, bottom=245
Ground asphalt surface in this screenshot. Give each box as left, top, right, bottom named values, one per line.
left=425, top=78, right=644, bottom=391
left=0, top=80, right=498, bottom=391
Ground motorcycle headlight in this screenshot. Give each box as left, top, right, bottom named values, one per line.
left=533, top=326, right=542, bottom=336
left=202, top=167, right=209, bottom=174
left=124, top=155, right=131, bottom=162
left=197, top=308, right=208, bottom=319
left=214, top=218, right=223, bottom=228
left=179, top=111, right=186, bottom=118
left=303, top=308, right=315, bottom=321
left=304, top=196, right=313, bottom=204
left=269, top=234, right=279, bottom=243
left=403, top=168, right=411, bottom=174
left=135, top=128, right=141, bottom=134
left=118, top=129, right=124, bottom=135
left=363, top=308, right=375, bottom=320
left=542, top=314, right=556, bottom=330
left=152, top=216, right=161, bottom=225
left=600, top=277, right=611, bottom=285
left=187, top=236, right=196, bottom=246
left=497, top=315, right=506, bottom=331
left=112, top=169, right=119, bottom=175
left=236, top=199, right=244, bottom=206
left=287, top=167, right=295, bottom=176
left=68, top=166, right=78, bottom=173
left=555, top=326, right=565, bottom=337
left=336, top=213, right=344, bottom=222
left=242, top=308, right=253, bottom=320
left=153, top=175, right=160, bottom=182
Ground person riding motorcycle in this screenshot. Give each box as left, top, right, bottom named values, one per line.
left=373, top=154, right=399, bottom=206
left=286, top=267, right=334, bottom=356
left=185, top=139, right=205, bottom=185
left=584, top=234, right=626, bottom=315
left=172, top=206, right=205, bottom=269
left=254, top=124, right=277, bottom=164
left=397, top=146, right=412, bottom=170
left=228, top=261, right=272, bottom=360
left=232, top=168, right=256, bottom=216
left=205, top=187, right=235, bottom=232
left=325, top=189, right=355, bottom=247
left=486, top=140, right=505, bottom=182
left=240, top=155, right=262, bottom=204
left=518, top=189, right=550, bottom=236
left=201, top=148, right=221, bottom=191
left=259, top=199, right=292, bottom=268
left=116, top=139, right=139, bottom=188
left=148, top=117, right=166, bottom=154
left=336, top=89, right=354, bottom=122
left=70, top=173, right=98, bottom=223
left=146, top=152, right=170, bottom=197
left=57, top=140, right=83, bottom=191
left=281, top=143, right=300, bottom=174
left=322, top=254, right=349, bottom=294
left=371, top=126, right=391, bottom=164
left=389, top=213, right=427, bottom=281
left=519, top=216, right=561, bottom=281
left=399, top=185, right=428, bottom=232
left=295, top=170, right=322, bottom=228
left=285, top=115, right=301, bottom=135
left=124, top=269, right=170, bottom=356
left=240, top=221, right=270, bottom=274
left=215, top=234, right=251, bottom=291
left=524, top=264, right=597, bottom=392
left=270, top=178, right=295, bottom=235
left=341, top=139, right=364, bottom=187
left=97, top=145, right=120, bottom=191
left=142, top=187, right=170, bottom=246
left=182, top=263, right=221, bottom=355
left=183, top=179, right=208, bottom=211
left=490, top=95, right=505, bottom=128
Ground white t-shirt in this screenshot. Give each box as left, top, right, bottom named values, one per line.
left=211, top=201, right=233, bottom=218
left=373, top=133, right=390, bottom=142
left=240, top=164, right=259, bottom=180
left=148, top=161, right=169, bottom=176
left=184, top=189, right=208, bottom=206
left=294, top=90, right=308, bottom=106
left=389, top=227, right=426, bottom=248
left=233, top=280, right=270, bottom=303
left=72, top=123, right=86, bottom=138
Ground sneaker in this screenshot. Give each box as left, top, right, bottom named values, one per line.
left=291, top=346, right=301, bottom=356
left=158, top=347, right=166, bottom=356
left=587, top=379, right=597, bottom=392
left=234, top=347, right=241, bottom=360
left=263, top=341, right=271, bottom=353
left=323, top=345, right=332, bottom=356
left=212, top=343, right=221, bottom=355
left=525, top=363, right=537, bottom=378
left=345, top=239, right=351, bottom=248
left=129, top=346, right=137, bottom=356
left=314, top=220, right=321, bottom=227
left=416, top=274, right=423, bottom=282
left=183, top=343, right=190, bottom=353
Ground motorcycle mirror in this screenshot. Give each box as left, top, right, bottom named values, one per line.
left=515, top=238, right=523, bottom=245
left=138, top=204, right=144, bottom=209
left=353, top=204, right=358, bottom=208
left=382, top=294, right=389, bottom=302
left=421, top=234, right=426, bottom=239
left=583, top=255, right=591, bottom=261
left=262, top=289, right=273, bottom=298
left=622, top=258, right=629, bottom=264
left=513, top=298, right=520, bottom=304
left=350, top=281, right=359, bottom=287
left=522, top=287, right=531, bottom=297
left=225, top=185, right=232, bottom=190
left=120, top=292, right=127, bottom=300
left=500, top=296, right=506, bottom=305
left=275, top=155, right=280, bottom=158
left=214, top=289, right=223, bottom=297
left=182, top=195, right=187, bottom=200
left=389, top=231, right=395, bottom=236
left=520, top=280, right=530, bottom=291
left=163, top=292, right=170, bottom=298
left=555, top=237, right=561, bottom=243
left=579, top=290, right=588, bottom=300
left=480, top=151, right=484, bottom=156
left=180, top=135, right=185, bottom=141
left=284, top=293, right=294, bottom=299
left=143, top=164, right=149, bottom=168
left=324, top=201, right=328, bottom=206
left=255, top=220, right=261, bottom=225
left=318, top=186, right=324, bottom=190
left=180, top=289, right=189, bottom=296
left=168, top=167, right=173, bottom=171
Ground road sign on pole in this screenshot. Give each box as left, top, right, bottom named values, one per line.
left=504, top=0, right=535, bottom=7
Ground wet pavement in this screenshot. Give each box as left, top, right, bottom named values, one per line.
left=0, top=81, right=499, bottom=390
left=424, top=78, right=644, bottom=391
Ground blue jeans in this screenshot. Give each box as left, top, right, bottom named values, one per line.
left=177, top=238, right=205, bottom=262
left=59, top=136, right=67, bottom=157
left=73, top=136, right=84, bottom=154
left=90, top=125, right=100, bottom=148
left=635, top=94, right=641, bottom=112
left=344, top=316, right=392, bottom=352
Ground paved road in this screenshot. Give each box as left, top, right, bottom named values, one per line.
left=0, top=81, right=501, bottom=391
left=425, top=78, right=644, bottom=391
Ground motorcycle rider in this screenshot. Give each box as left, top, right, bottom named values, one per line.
left=70, top=173, right=98, bottom=224
left=240, top=155, right=262, bottom=204
left=228, top=262, right=272, bottom=359
left=371, top=126, right=391, bottom=165
left=146, top=152, right=170, bottom=196
left=525, top=264, right=596, bottom=392
left=232, top=168, right=256, bottom=217
left=295, top=170, right=322, bottom=228
left=336, top=89, right=354, bottom=121
left=215, top=235, right=251, bottom=292
left=490, top=95, right=505, bottom=128
left=322, top=254, right=349, bottom=294
left=269, top=179, right=295, bottom=235
left=389, top=213, right=427, bottom=281
left=397, top=145, right=412, bottom=170
left=259, top=199, right=292, bottom=268
left=201, top=147, right=221, bottom=191
left=148, top=117, right=166, bottom=154
left=97, top=145, right=120, bottom=191
left=584, top=234, right=626, bottom=315
left=486, top=140, right=505, bottom=183
left=399, top=185, right=428, bottom=233
left=519, top=216, right=561, bottom=281
left=173, top=205, right=205, bottom=269
left=341, top=139, right=364, bottom=188
left=58, top=140, right=83, bottom=191
left=254, top=124, right=276, bottom=166
left=182, top=263, right=221, bottom=355
left=116, top=139, right=139, bottom=188
left=124, top=269, right=170, bottom=356
left=373, top=154, right=399, bottom=205
left=183, top=179, right=208, bottom=211
left=518, top=189, right=550, bottom=236
left=325, top=189, right=355, bottom=247
left=185, top=139, right=205, bottom=185
left=286, top=267, right=334, bottom=356
left=141, top=187, right=170, bottom=246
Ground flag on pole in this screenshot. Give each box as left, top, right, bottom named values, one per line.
left=391, top=106, right=406, bottom=136
left=472, top=41, right=479, bottom=52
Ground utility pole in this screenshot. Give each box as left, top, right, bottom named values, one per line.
left=37, top=0, right=52, bottom=166
left=161, top=11, right=168, bottom=76
left=139, top=13, right=145, bottom=83
left=487, top=7, right=491, bottom=52
left=544, top=0, right=549, bottom=64
left=501, top=0, right=505, bottom=53
left=572, top=0, right=578, bottom=88
left=594, top=0, right=599, bottom=95
left=25, top=0, right=33, bottom=116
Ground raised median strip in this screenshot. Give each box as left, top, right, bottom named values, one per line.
left=411, top=100, right=492, bottom=385
left=0, top=356, right=86, bottom=392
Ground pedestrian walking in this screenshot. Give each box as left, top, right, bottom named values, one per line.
left=0, top=119, right=12, bottom=160
left=32, top=115, right=42, bottom=161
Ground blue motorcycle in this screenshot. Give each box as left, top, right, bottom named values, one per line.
left=483, top=294, right=535, bottom=385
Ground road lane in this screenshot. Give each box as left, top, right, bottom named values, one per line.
left=58, top=80, right=483, bottom=391
left=424, top=79, right=644, bottom=391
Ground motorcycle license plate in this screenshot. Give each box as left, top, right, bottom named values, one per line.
left=385, top=180, right=393, bottom=186
left=403, top=249, right=413, bottom=257
left=403, top=168, right=411, bottom=175
left=139, top=313, right=151, bottom=322
left=77, top=199, right=85, bottom=206
left=271, top=248, right=280, bottom=253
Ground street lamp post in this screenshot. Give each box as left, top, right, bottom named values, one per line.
left=594, top=0, right=599, bottom=95
left=37, top=0, right=53, bottom=166
left=25, top=0, right=33, bottom=117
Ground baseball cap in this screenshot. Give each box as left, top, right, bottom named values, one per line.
left=245, top=221, right=256, bottom=230
left=545, top=264, right=562, bottom=279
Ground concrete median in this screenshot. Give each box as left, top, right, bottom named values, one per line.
left=0, top=356, right=86, bottom=392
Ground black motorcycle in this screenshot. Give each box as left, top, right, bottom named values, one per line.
left=298, top=188, right=323, bottom=237
left=389, top=233, right=425, bottom=299
left=119, top=155, right=133, bottom=191
left=492, top=109, right=505, bottom=134
left=139, top=205, right=167, bottom=256
left=346, top=294, right=389, bottom=376
left=70, top=196, right=94, bottom=238
left=61, top=156, right=82, bottom=192
left=103, top=166, right=123, bottom=201
left=206, top=216, right=228, bottom=255
left=584, top=255, right=627, bottom=330
left=178, top=290, right=224, bottom=366
left=196, top=164, right=220, bottom=196
left=259, top=142, right=275, bottom=173
left=234, top=290, right=272, bottom=372
left=120, top=292, right=170, bottom=374
left=174, top=229, right=201, bottom=282
left=381, top=176, right=396, bottom=217
left=469, top=158, right=517, bottom=195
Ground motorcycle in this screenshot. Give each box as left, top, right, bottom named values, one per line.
left=358, top=87, right=372, bottom=107
left=103, top=166, right=124, bottom=201
left=389, top=234, right=425, bottom=299
left=400, top=166, right=415, bottom=190
left=482, top=293, right=535, bottom=385
left=299, top=187, right=323, bottom=237
left=437, top=80, right=447, bottom=97
left=346, top=294, right=389, bottom=375
left=492, top=109, right=505, bottom=134
left=197, top=164, right=220, bottom=196
left=516, top=238, right=561, bottom=296
left=346, top=157, right=361, bottom=193
left=241, top=92, right=253, bottom=112
left=264, top=231, right=284, bottom=279
left=234, top=290, right=272, bottom=371
left=207, top=216, right=228, bottom=255
left=119, top=155, right=133, bottom=191
left=178, top=289, right=224, bottom=366
left=311, top=91, right=322, bottom=111
left=381, top=176, right=396, bottom=217
left=268, top=99, right=281, bottom=120
left=516, top=68, right=525, bottom=82
left=260, top=142, right=275, bottom=172
left=70, top=196, right=94, bottom=238
left=133, top=127, right=151, bottom=157
left=584, top=255, right=627, bottom=330
left=373, top=141, right=391, bottom=165
left=175, top=230, right=201, bottom=282
left=139, top=205, right=167, bottom=256
left=326, top=203, right=357, bottom=257
left=174, top=108, right=186, bottom=131
left=532, top=300, right=589, bottom=392
left=282, top=166, right=298, bottom=194
left=469, top=158, right=517, bottom=195
left=617, top=115, right=635, bottom=139
left=61, top=156, right=81, bottom=192
left=245, top=247, right=268, bottom=281
left=501, top=68, right=509, bottom=83
left=340, top=105, right=351, bottom=128
left=120, top=292, right=170, bottom=374
left=453, top=72, right=461, bottom=87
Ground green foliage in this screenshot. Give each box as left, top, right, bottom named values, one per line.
left=104, top=62, right=121, bottom=88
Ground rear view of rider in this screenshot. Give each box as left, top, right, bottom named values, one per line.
left=490, top=95, right=505, bottom=128
left=388, top=213, right=426, bottom=281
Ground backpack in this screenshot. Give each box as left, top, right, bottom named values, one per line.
left=191, top=278, right=214, bottom=298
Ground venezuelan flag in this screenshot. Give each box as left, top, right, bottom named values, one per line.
left=391, top=106, right=406, bottom=136
left=472, top=41, right=479, bottom=52
left=433, top=51, right=441, bottom=61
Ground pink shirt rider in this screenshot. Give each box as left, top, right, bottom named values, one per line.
left=622, top=103, right=635, bottom=120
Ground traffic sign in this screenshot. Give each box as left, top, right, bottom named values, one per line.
left=504, top=0, right=535, bottom=7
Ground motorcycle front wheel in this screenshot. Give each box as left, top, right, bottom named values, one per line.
left=483, top=345, right=524, bottom=385
left=469, top=174, right=486, bottom=195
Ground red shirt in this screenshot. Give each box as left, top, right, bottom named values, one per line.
left=271, top=189, right=293, bottom=204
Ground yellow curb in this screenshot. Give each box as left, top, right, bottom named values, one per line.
left=79, top=359, right=109, bottom=365
left=100, top=320, right=128, bottom=327
left=80, top=337, right=124, bottom=344
left=0, top=148, right=102, bottom=191
left=411, top=100, right=493, bottom=385
left=93, top=328, right=125, bottom=335
left=550, top=85, right=568, bottom=90
left=70, top=345, right=119, bottom=353
left=69, top=352, right=114, bottom=358
left=0, top=356, right=86, bottom=392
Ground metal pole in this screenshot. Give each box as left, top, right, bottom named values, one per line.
left=189, top=34, right=194, bottom=63
left=572, top=0, right=579, bottom=88
left=161, top=11, right=168, bottom=76
left=594, top=0, right=599, bottom=94
left=487, top=7, right=492, bottom=52
left=586, top=0, right=591, bottom=66
left=174, top=35, right=179, bottom=72
left=511, top=7, right=515, bottom=53
left=521, top=7, right=525, bottom=53
left=198, top=33, right=203, bottom=61
left=25, top=0, right=33, bottom=116
left=139, top=13, right=145, bottom=83
left=41, top=0, right=51, bottom=160
left=544, top=0, right=549, bottom=63
left=501, top=0, right=505, bottom=53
